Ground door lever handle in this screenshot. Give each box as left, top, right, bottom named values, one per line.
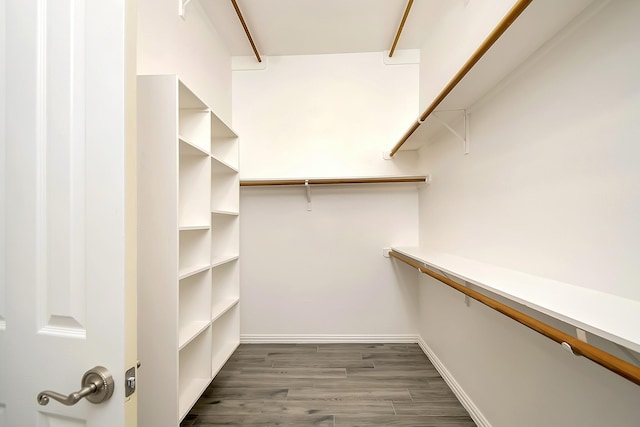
left=37, top=366, right=114, bottom=406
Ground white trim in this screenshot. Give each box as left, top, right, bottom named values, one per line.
left=240, top=334, right=419, bottom=344
left=382, top=49, right=420, bottom=65
left=232, top=56, right=268, bottom=71
left=416, top=336, right=491, bottom=427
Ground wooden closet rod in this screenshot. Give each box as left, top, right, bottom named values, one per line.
left=389, top=250, right=640, bottom=387
left=389, top=0, right=414, bottom=57
left=240, top=176, right=428, bottom=187
left=389, top=0, right=533, bottom=156
left=230, top=0, right=262, bottom=63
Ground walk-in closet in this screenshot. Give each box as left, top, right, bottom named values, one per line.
left=135, top=0, right=640, bottom=426
left=1, top=1, right=638, bottom=426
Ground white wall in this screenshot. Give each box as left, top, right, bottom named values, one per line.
left=137, top=0, right=232, bottom=122
left=235, top=53, right=421, bottom=338
left=416, top=1, right=640, bottom=425
left=234, top=52, right=419, bottom=178
left=241, top=185, right=419, bottom=338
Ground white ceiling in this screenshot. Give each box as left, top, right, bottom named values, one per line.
left=200, top=0, right=454, bottom=56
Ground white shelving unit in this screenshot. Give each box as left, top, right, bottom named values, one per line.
left=391, top=247, right=640, bottom=354
left=397, top=0, right=597, bottom=151
left=138, top=75, right=240, bottom=426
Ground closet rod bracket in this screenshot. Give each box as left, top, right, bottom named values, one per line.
left=179, top=0, right=193, bottom=19
left=431, top=109, right=470, bottom=155
left=305, top=180, right=312, bottom=211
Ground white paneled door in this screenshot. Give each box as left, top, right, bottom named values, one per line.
left=1, top=0, right=136, bottom=426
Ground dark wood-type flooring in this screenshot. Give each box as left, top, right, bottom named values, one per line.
left=181, top=343, right=477, bottom=426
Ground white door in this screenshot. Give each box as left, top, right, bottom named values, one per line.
left=0, top=0, right=137, bottom=426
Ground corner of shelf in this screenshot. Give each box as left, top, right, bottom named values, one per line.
left=178, top=378, right=211, bottom=422
left=211, top=156, right=239, bottom=173
left=211, top=255, right=239, bottom=269
left=178, top=320, right=212, bottom=351
left=211, top=210, right=240, bottom=217
left=212, top=298, right=240, bottom=323
left=179, top=265, right=211, bottom=281
left=179, top=137, right=211, bottom=157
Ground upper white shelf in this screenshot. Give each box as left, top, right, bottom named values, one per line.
left=391, top=246, right=640, bottom=354
left=397, top=0, right=597, bottom=151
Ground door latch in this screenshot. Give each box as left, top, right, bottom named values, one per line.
left=125, top=366, right=136, bottom=397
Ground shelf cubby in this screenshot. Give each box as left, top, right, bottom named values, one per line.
left=178, top=82, right=210, bottom=154
left=211, top=159, right=239, bottom=214
left=211, top=303, right=240, bottom=377
left=212, top=258, right=240, bottom=321
left=211, top=213, right=239, bottom=263
left=179, top=268, right=212, bottom=350
left=178, top=326, right=212, bottom=420
left=179, top=229, right=211, bottom=278
left=179, top=140, right=211, bottom=227
left=211, top=112, right=239, bottom=170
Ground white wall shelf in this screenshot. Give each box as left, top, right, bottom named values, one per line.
left=212, top=156, right=239, bottom=174
left=179, top=225, right=211, bottom=231
left=391, top=246, right=640, bottom=354
left=178, top=265, right=211, bottom=281
left=179, top=137, right=211, bottom=157
left=138, top=75, right=240, bottom=426
left=211, top=254, right=240, bottom=268
left=212, top=297, right=240, bottom=323
left=178, top=320, right=211, bottom=351
left=393, top=0, right=597, bottom=152
left=212, top=209, right=240, bottom=216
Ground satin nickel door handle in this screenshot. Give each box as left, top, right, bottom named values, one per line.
left=37, top=366, right=114, bottom=406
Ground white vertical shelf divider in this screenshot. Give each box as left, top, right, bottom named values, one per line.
left=138, top=75, right=240, bottom=426
left=210, top=108, right=241, bottom=378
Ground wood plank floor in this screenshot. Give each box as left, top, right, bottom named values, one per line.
left=181, top=343, right=476, bottom=426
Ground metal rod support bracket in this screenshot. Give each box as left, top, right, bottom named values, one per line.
left=305, top=180, right=312, bottom=211
left=464, top=281, right=471, bottom=306
left=179, top=0, right=193, bottom=19
left=431, top=109, right=470, bottom=155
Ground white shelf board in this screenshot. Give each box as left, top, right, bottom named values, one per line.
left=211, top=111, right=238, bottom=138
left=178, top=264, right=211, bottom=281
left=211, top=254, right=239, bottom=269
left=178, top=377, right=211, bottom=422
left=391, top=246, right=640, bottom=353
left=212, top=298, right=240, bottom=323
left=211, top=209, right=239, bottom=216
left=179, top=80, right=208, bottom=110
left=179, top=224, right=211, bottom=231
left=179, top=137, right=210, bottom=156
left=211, top=156, right=239, bottom=173
left=400, top=0, right=597, bottom=151
left=178, top=320, right=211, bottom=351
left=212, top=340, right=240, bottom=378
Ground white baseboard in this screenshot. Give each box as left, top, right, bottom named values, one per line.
left=416, top=336, right=491, bottom=427
left=240, top=334, right=419, bottom=344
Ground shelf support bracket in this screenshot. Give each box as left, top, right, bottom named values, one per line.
left=179, top=0, right=193, bottom=19
left=305, top=180, right=312, bottom=211
left=432, top=110, right=470, bottom=155
left=463, top=281, right=471, bottom=307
